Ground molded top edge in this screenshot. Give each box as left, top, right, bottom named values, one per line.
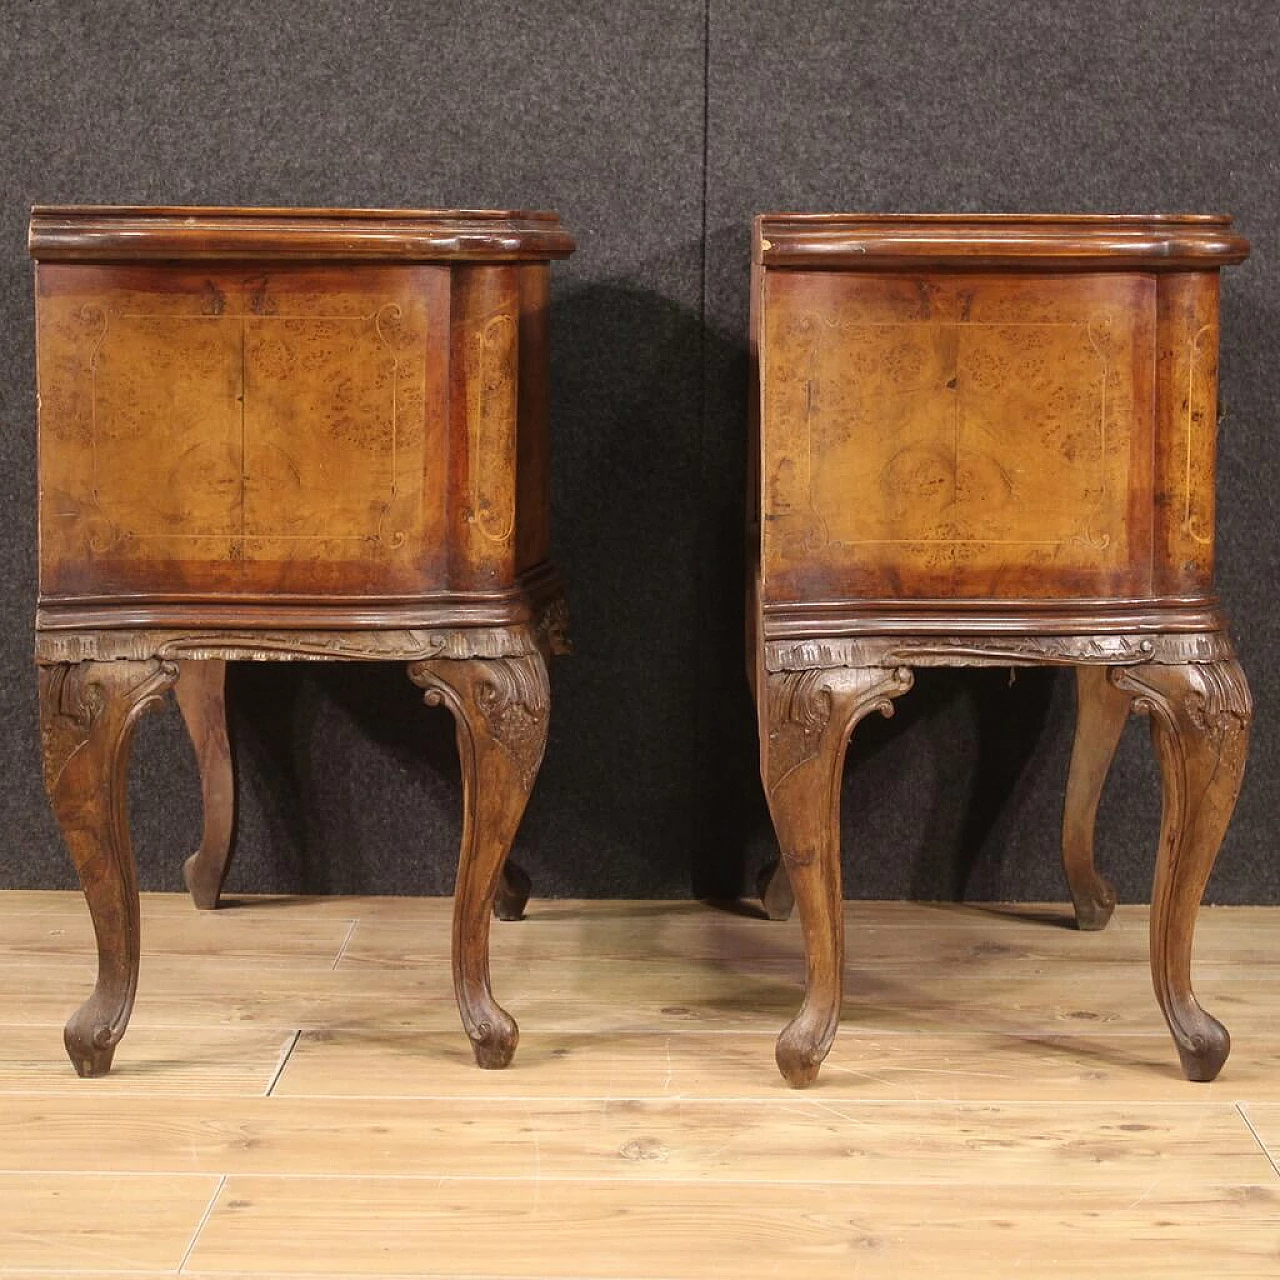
left=29, top=205, right=575, bottom=261
left=32, top=204, right=563, bottom=220
left=757, top=212, right=1236, bottom=226
left=754, top=212, right=1249, bottom=268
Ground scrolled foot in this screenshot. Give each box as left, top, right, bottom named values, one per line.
left=494, top=860, right=532, bottom=922
left=468, top=1007, right=520, bottom=1069
left=1070, top=875, right=1117, bottom=932
left=63, top=1011, right=119, bottom=1079
left=1172, top=1009, right=1231, bottom=1082
left=775, top=1014, right=835, bottom=1088
left=182, top=853, right=220, bottom=911
left=757, top=859, right=795, bottom=921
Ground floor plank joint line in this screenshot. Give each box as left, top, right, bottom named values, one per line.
left=331, top=920, right=359, bottom=971
left=1236, top=1102, right=1280, bottom=1179
left=265, top=1032, right=301, bottom=1098
left=178, top=1172, right=226, bottom=1275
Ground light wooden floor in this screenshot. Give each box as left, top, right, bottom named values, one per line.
left=1, top=892, right=1278, bottom=1278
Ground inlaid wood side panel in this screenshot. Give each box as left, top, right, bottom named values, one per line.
left=36, top=263, right=449, bottom=598
left=449, top=264, right=522, bottom=589
left=759, top=271, right=1157, bottom=601
left=515, top=264, right=552, bottom=574
left=1152, top=272, right=1220, bottom=597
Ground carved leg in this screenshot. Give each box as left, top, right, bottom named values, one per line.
left=1113, top=659, right=1252, bottom=1081
left=408, top=652, right=550, bottom=1068
left=39, top=660, right=178, bottom=1077
left=174, top=660, right=236, bottom=910
left=1061, top=665, right=1132, bottom=930
left=761, top=665, right=913, bottom=1087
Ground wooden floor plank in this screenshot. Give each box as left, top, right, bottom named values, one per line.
left=355, top=902, right=1280, bottom=970
left=0, top=1026, right=297, bottom=1096
left=0, top=1171, right=218, bottom=1271
left=0, top=909, right=355, bottom=969
left=0, top=1094, right=1267, bottom=1185
left=2, top=893, right=1278, bottom=1278
left=186, top=1175, right=1280, bottom=1278
left=1235, top=1104, right=1280, bottom=1172
left=3, top=889, right=1277, bottom=934
left=273, top=1028, right=1280, bottom=1103
left=0, top=954, right=1270, bottom=1042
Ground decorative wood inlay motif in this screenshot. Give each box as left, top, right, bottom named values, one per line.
left=36, top=265, right=446, bottom=596
left=1182, top=324, right=1216, bottom=547
left=761, top=272, right=1154, bottom=597
left=469, top=312, right=518, bottom=545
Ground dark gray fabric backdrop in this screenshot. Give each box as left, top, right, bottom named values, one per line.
left=1, top=1, right=1276, bottom=905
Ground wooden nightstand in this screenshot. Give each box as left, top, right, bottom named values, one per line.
left=31, top=205, right=574, bottom=1077
left=748, top=213, right=1252, bottom=1087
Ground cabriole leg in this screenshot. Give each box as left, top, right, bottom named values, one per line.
left=761, top=664, right=913, bottom=1087
left=39, top=659, right=178, bottom=1077
left=408, top=652, right=550, bottom=1068
left=1061, top=664, right=1133, bottom=930
left=174, top=659, right=236, bottom=910
left=1113, top=659, right=1252, bottom=1082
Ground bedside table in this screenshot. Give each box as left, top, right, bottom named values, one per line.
left=748, top=213, right=1252, bottom=1087
left=31, top=205, right=574, bottom=1077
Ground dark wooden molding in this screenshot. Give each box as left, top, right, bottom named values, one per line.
left=765, top=630, right=1236, bottom=673
left=30, top=206, right=575, bottom=262
left=756, top=212, right=1250, bottom=270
